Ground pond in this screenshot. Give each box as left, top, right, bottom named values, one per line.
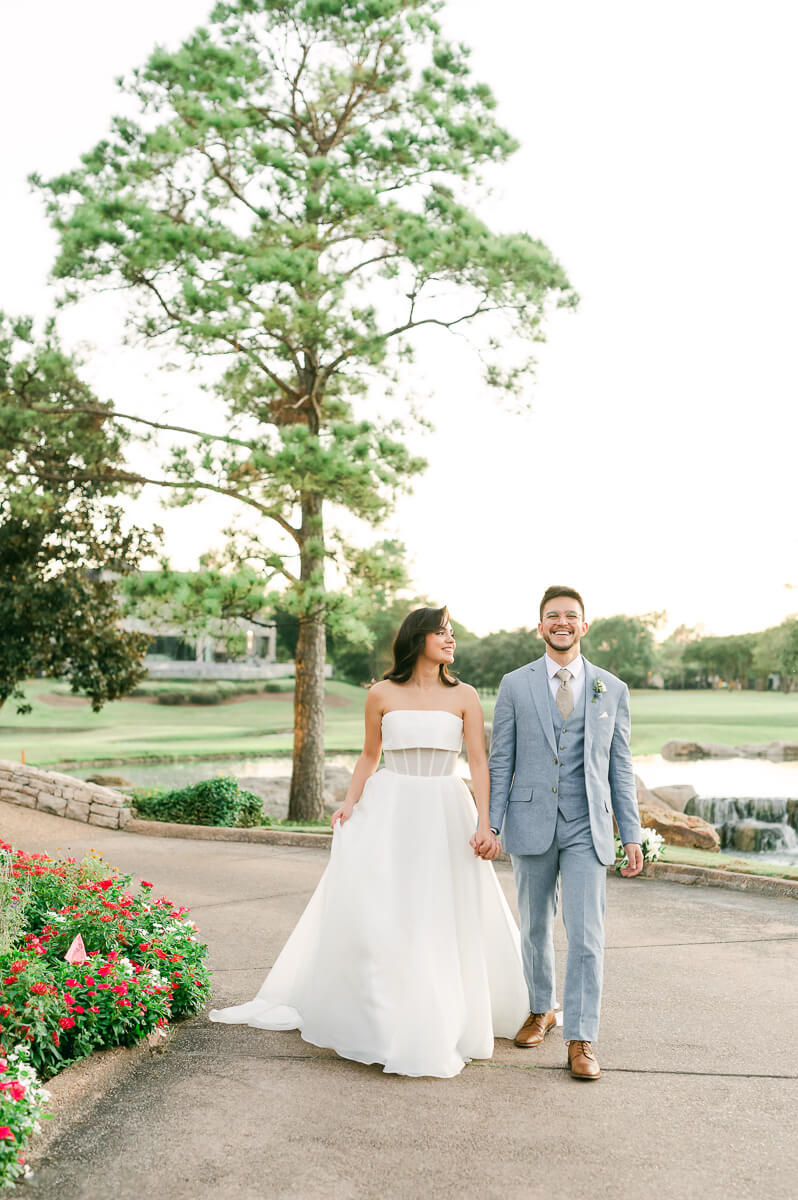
left=74, top=753, right=798, bottom=867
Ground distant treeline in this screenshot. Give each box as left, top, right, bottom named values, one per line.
left=320, top=604, right=798, bottom=692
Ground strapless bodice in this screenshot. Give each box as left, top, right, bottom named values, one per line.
left=381, top=710, right=463, bottom=777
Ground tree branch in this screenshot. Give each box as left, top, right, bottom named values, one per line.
left=5, top=466, right=301, bottom=544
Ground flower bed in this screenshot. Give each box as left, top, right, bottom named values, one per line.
left=0, top=841, right=210, bottom=1188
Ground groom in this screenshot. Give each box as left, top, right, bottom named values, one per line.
left=482, top=586, right=643, bottom=1080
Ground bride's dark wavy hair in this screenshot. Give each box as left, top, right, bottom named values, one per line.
left=383, top=606, right=458, bottom=687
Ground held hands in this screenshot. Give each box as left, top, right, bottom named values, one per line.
left=330, top=801, right=355, bottom=830
left=620, top=842, right=644, bottom=877
left=470, top=825, right=502, bottom=861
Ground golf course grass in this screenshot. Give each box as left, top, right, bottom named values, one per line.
left=1, top=680, right=797, bottom=768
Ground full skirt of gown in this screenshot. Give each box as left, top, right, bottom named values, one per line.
left=209, top=753, right=529, bottom=1077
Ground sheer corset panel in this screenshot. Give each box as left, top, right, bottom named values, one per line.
left=382, top=747, right=459, bottom=777
left=380, top=710, right=463, bottom=777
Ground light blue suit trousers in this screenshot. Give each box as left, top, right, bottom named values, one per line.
left=489, top=655, right=642, bottom=1043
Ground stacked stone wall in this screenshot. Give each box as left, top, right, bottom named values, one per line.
left=0, top=760, right=130, bottom=829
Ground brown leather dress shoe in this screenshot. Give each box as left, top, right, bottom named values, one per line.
left=514, top=1010, right=557, bottom=1047
left=567, top=1040, right=601, bottom=1080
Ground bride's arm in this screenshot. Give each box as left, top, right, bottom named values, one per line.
left=330, top=686, right=384, bottom=828
left=461, top=685, right=500, bottom=859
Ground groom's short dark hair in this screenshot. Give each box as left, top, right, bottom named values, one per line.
left=539, top=586, right=585, bottom=620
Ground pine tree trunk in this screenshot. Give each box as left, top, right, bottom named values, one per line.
left=288, top=495, right=327, bottom=821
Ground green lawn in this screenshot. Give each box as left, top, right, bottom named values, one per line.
left=1, top=681, right=797, bottom=768
left=0, top=678, right=366, bottom=767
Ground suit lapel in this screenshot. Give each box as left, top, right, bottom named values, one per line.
left=527, top=658, right=557, bottom=756
left=583, top=655, right=598, bottom=761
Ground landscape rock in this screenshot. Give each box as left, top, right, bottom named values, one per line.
left=0, top=788, right=35, bottom=808
left=66, top=799, right=91, bottom=822
left=662, top=740, right=738, bottom=760
left=663, top=738, right=798, bottom=762
left=88, top=812, right=121, bottom=828
left=37, top=792, right=68, bottom=817
left=238, top=764, right=353, bottom=820
left=636, top=785, right=720, bottom=852
left=650, top=784, right=698, bottom=813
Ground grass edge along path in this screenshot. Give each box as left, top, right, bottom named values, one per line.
left=661, top=844, right=798, bottom=881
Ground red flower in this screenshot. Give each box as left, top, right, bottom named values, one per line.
left=140, top=881, right=154, bottom=889
left=0, top=1126, right=15, bottom=1141
left=115, top=998, right=132, bottom=1007
left=51, top=1031, right=60, bottom=1045
left=63, top=993, right=76, bottom=1006
left=96, top=879, right=115, bottom=890
left=0, top=1058, right=7, bottom=1073
left=88, top=1005, right=100, bottom=1013
left=138, top=943, right=150, bottom=951
left=2, top=976, right=18, bottom=986
left=96, top=966, right=113, bottom=977
left=72, top=1005, right=85, bottom=1014
left=111, top=984, right=128, bottom=995
left=9, top=961, right=27, bottom=973
left=83, top=976, right=95, bottom=986
left=29, top=982, right=49, bottom=996
left=59, top=1018, right=76, bottom=1030
left=64, top=978, right=79, bottom=987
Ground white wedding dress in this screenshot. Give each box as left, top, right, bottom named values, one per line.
left=209, top=710, right=529, bottom=1077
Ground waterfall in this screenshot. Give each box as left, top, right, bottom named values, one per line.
left=686, top=796, right=798, bottom=853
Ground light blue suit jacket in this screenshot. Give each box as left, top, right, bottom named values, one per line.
left=488, top=655, right=642, bottom=866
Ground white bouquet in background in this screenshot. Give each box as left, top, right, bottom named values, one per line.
left=614, top=827, right=665, bottom=874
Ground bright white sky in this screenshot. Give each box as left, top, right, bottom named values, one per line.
left=2, top=1, right=796, bottom=637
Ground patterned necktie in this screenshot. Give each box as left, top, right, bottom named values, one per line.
left=555, top=668, right=574, bottom=720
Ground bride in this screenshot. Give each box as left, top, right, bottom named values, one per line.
left=209, top=605, right=529, bottom=1077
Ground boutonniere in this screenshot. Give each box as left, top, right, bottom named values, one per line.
left=591, top=679, right=607, bottom=703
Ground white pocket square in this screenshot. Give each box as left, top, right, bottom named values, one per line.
left=598, top=712, right=609, bottom=719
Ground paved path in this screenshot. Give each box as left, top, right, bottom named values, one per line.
left=4, top=802, right=798, bottom=1200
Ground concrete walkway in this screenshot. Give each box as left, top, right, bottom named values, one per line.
left=4, top=801, right=798, bottom=1200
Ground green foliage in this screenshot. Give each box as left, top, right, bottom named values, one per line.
left=0, top=843, right=211, bottom=1088
left=583, top=613, right=661, bottom=688
left=0, top=315, right=159, bottom=714
left=30, top=0, right=574, bottom=816
left=453, top=627, right=545, bottom=689
left=132, top=776, right=268, bottom=826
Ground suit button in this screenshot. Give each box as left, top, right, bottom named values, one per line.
left=553, top=758, right=558, bottom=765
left=552, top=786, right=557, bottom=793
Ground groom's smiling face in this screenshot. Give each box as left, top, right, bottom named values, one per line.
left=538, top=598, right=588, bottom=654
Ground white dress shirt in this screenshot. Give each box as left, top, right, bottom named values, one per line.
left=545, top=651, right=585, bottom=709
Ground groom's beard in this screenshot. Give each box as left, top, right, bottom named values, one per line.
left=541, top=630, right=579, bottom=652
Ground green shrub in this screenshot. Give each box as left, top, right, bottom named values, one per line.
left=156, top=691, right=190, bottom=705
left=188, top=690, right=223, bottom=705
left=132, top=776, right=268, bottom=827
left=263, top=679, right=292, bottom=693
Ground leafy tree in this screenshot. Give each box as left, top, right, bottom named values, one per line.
left=33, top=0, right=574, bottom=817
left=688, top=632, right=756, bottom=689
left=656, top=624, right=700, bottom=690
left=752, top=619, right=798, bottom=691
left=0, top=316, right=158, bottom=712
left=453, top=627, right=544, bottom=690
left=582, top=613, right=660, bottom=688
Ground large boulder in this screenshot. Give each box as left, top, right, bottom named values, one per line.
left=636, top=784, right=720, bottom=852
left=239, top=764, right=353, bottom=820
left=661, top=740, right=736, bottom=761
left=650, top=784, right=697, bottom=813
